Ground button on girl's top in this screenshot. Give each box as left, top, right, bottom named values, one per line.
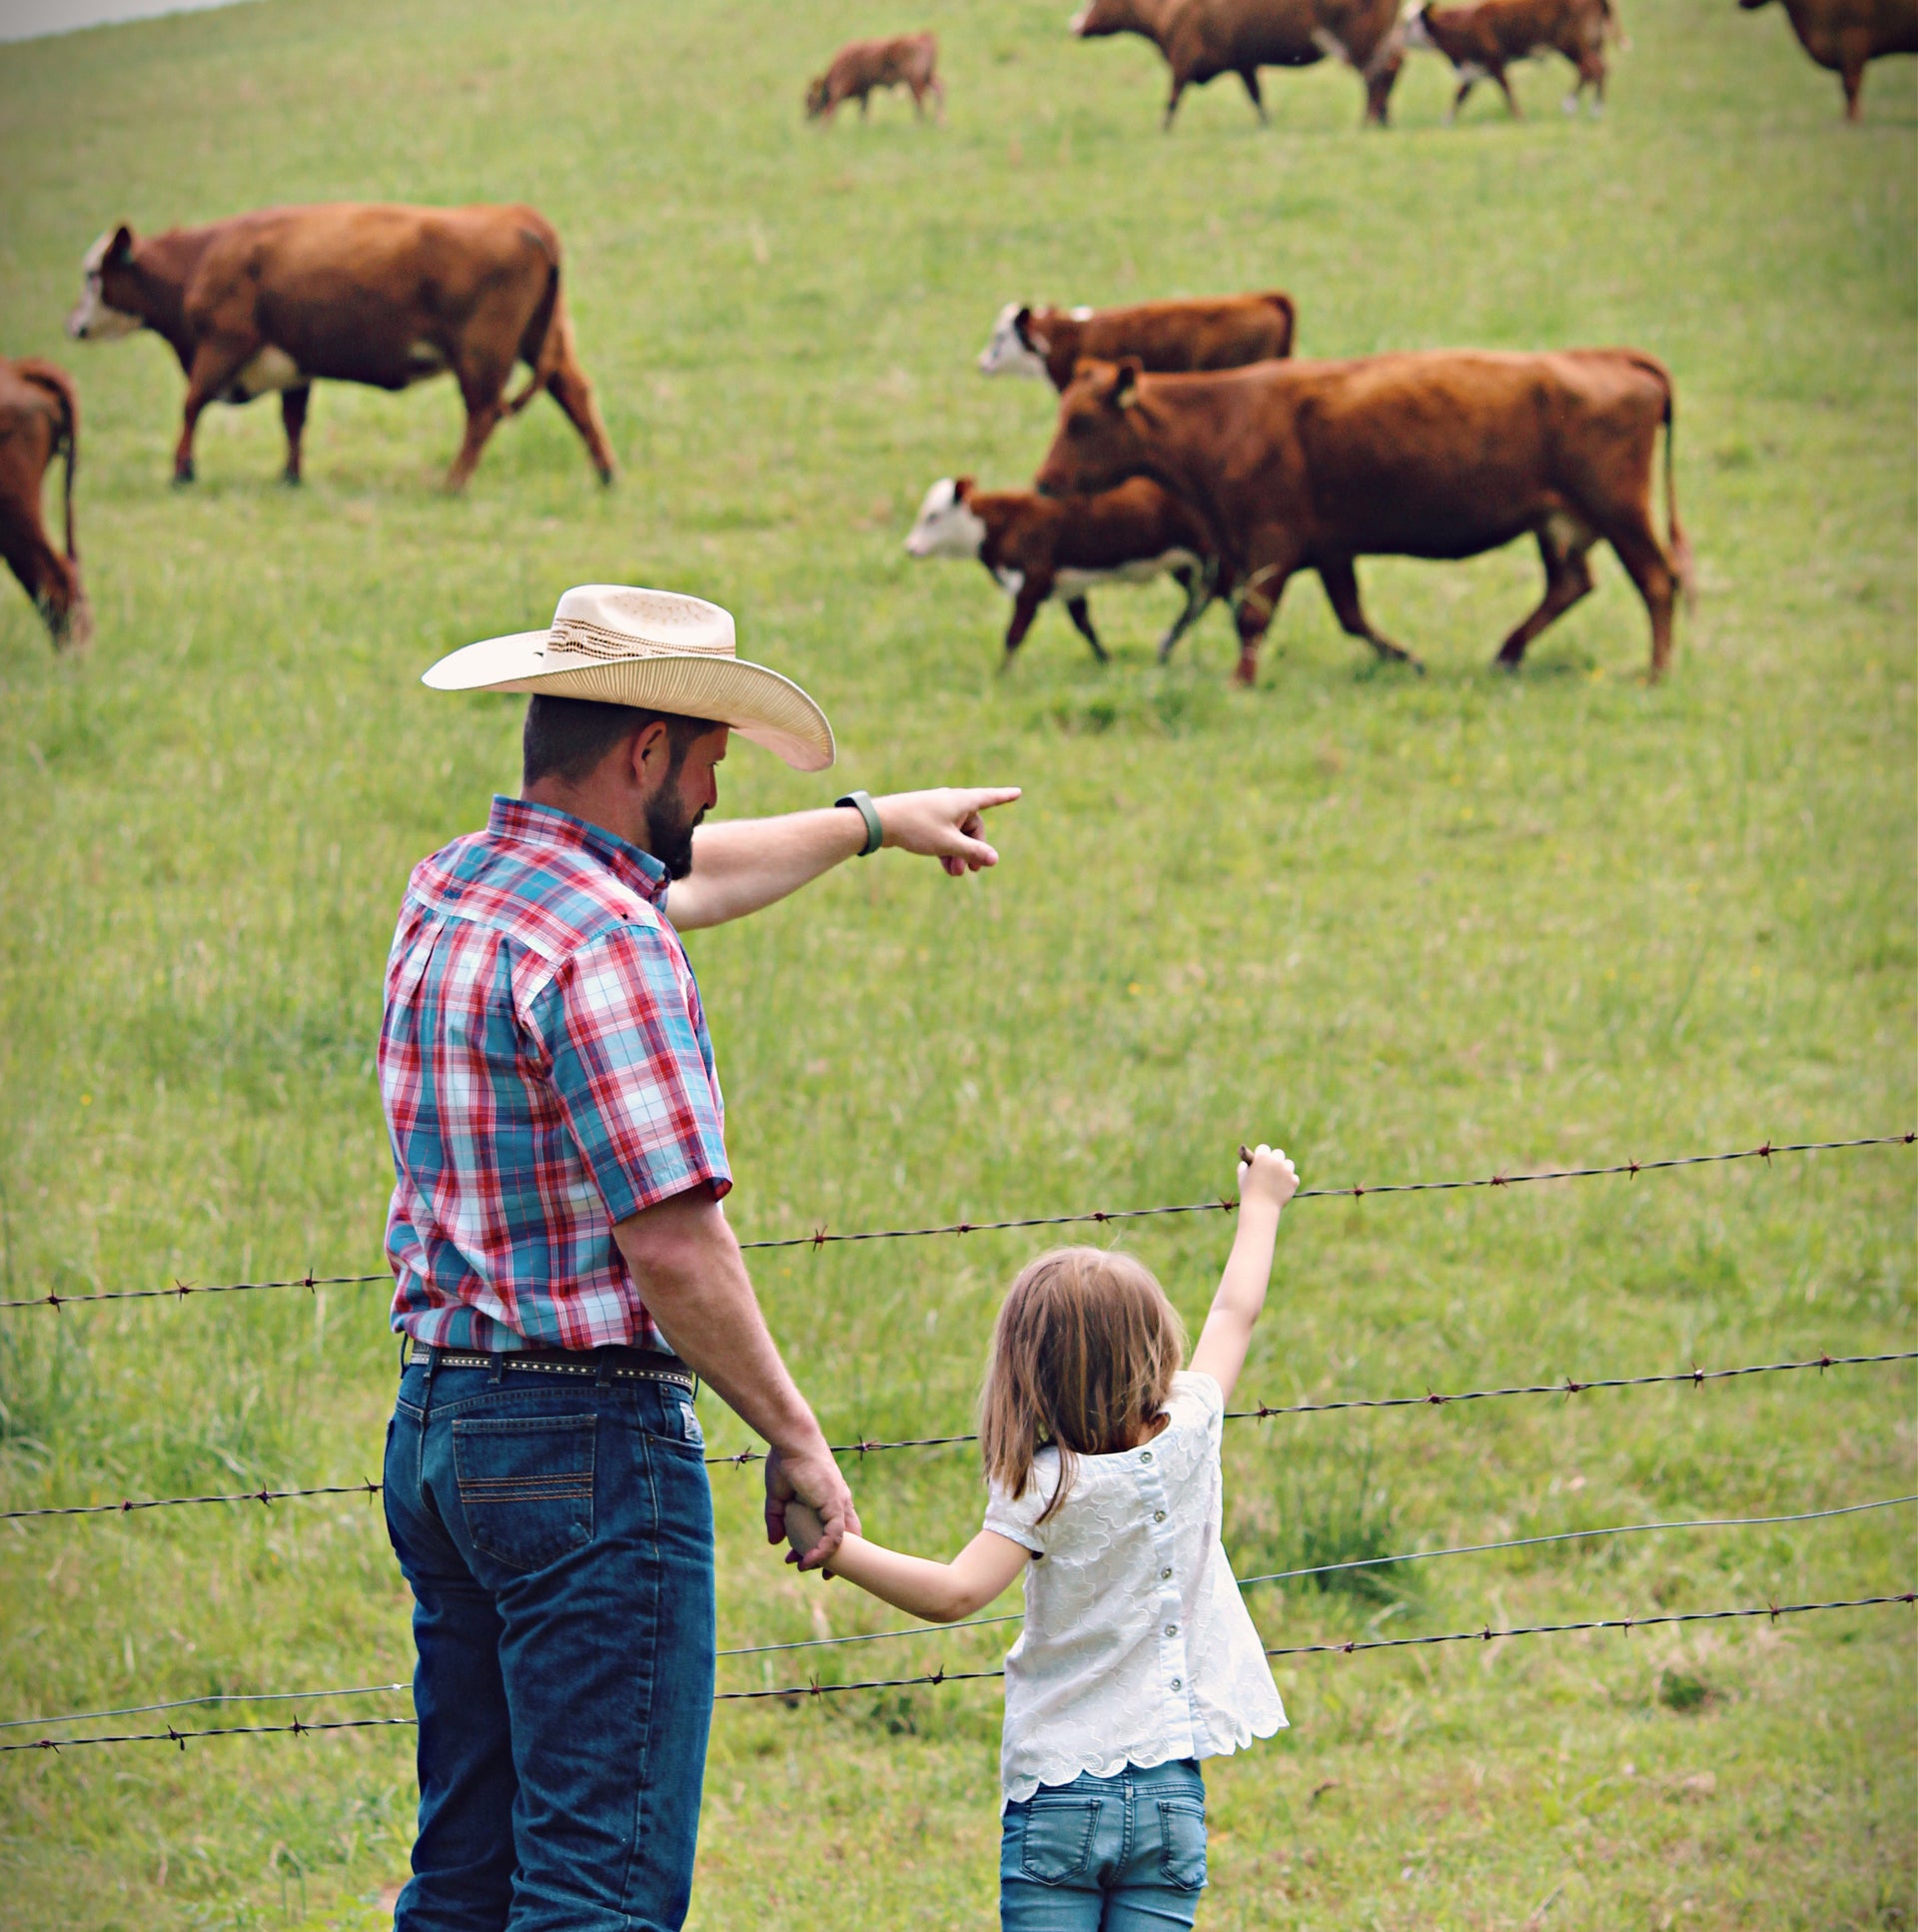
left=982, top=1370, right=1286, bottom=1807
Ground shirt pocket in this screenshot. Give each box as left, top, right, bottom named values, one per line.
left=1156, top=1795, right=1208, bottom=1892
left=452, top=1414, right=596, bottom=1571
left=1018, top=1795, right=1101, bottom=1884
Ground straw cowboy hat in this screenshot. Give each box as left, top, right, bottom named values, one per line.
left=422, top=583, right=835, bottom=772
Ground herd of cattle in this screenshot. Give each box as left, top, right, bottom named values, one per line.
left=0, top=0, right=1909, bottom=672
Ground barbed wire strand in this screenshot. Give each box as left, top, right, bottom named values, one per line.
left=11, top=1349, right=1914, bottom=1520
left=0, top=1682, right=409, bottom=1734
left=9, top=1593, right=1909, bottom=1751
left=9, top=1134, right=1908, bottom=1312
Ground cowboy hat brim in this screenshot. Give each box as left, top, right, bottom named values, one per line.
left=423, top=632, right=836, bottom=773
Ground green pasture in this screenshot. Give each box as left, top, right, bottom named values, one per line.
left=0, top=0, right=1913, bottom=1924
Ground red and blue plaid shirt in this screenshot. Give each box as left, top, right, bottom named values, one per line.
left=380, top=795, right=731, bottom=1353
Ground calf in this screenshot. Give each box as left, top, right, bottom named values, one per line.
left=0, top=358, right=89, bottom=652
left=805, top=34, right=944, bottom=121
left=1738, top=0, right=1917, bottom=118
left=904, top=476, right=1226, bottom=662
left=1034, top=352, right=1690, bottom=682
left=1075, top=0, right=1406, bottom=128
left=977, top=293, right=1298, bottom=389
left=67, top=202, right=614, bottom=490
left=1404, top=0, right=1617, bottom=118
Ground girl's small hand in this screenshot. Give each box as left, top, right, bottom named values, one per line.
left=783, top=1498, right=830, bottom=1573
left=1237, top=1143, right=1299, bottom=1213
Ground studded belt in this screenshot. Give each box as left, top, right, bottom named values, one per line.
left=411, top=1344, right=695, bottom=1391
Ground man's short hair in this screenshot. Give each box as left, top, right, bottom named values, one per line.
left=522, top=696, right=721, bottom=787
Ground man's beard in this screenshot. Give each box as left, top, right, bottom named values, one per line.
left=645, top=784, right=705, bottom=882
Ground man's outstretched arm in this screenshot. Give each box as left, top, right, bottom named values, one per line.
left=666, top=786, right=1021, bottom=932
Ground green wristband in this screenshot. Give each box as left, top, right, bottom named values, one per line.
left=835, top=789, right=883, bottom=858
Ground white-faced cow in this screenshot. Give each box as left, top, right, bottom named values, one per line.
left=67, top=203, right=615, bottom=491
left=1073, top=0, right=1407, bottom=127
left=905, top=475, right=1227, bottom=662
left=1737, top=0, right=1917, bottom=118
left=805, top=34, right=945, bottom=121
left=977, top=294, right=1297, bottom=389
left=1034, top=352, right=1690, bottom=683
left=0, top=358, right=89, bottom=652
left=1404, top=0, right=1618, bottom=117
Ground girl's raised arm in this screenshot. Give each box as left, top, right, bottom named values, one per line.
left=1189, top=1144, right=1299, bottom=1406
left=784, top=1501, right=1031, bottom=1624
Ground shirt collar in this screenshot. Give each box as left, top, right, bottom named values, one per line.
left=487, top=795, right=670, bottom=907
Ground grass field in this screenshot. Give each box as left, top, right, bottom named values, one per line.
left=1, top=0, right=1914, bottom=1925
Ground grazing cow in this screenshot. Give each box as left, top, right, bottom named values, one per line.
left=1034, top=352, right=1690, bottom=683
left=977, top=293, right=1298, bottom=390
left=1737, top=0, right=1917, bottom=118
left=1073, top=0, right=1406, bottom=127
left=905, top=476, right=1228, bottom=662
left=1404, top=0, right=1618, bottom=117
left=805, top=34, right=945, bottom=121
left=66, top=203, right=615, bottom=490
left=0, top=358, right=89, bottom=652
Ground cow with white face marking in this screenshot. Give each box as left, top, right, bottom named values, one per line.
left=1403, top=0, right=1619, bottom=119
left=976, top=293, right=1298, bottom=391
left=67, top=203, right=614, bottom=490
left=905, top=475, right=1228, bottom=663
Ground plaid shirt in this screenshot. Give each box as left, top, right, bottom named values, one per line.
left=380, top=795, right=730, bottom=1353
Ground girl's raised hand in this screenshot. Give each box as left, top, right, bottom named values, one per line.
left=1237, top=1143, right=1299, bottom=1214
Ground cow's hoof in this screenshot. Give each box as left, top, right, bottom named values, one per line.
left=1560, top=95, right=1579, bottom=114
left=281, top=471, right=302, bottom=487
left=596, top=465, right=616, bottom=487
left=172, top=465, right=195, bottom=486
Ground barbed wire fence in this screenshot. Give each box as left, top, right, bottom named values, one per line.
left=7, top=1134, right=1909, bottom=1313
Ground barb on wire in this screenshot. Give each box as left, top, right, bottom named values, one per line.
left=12, top=1593, right=1908, bottom=1751
left=9, top=1134, right=1909, bottom=1312
left=10, top=1351, right=1914, bottom=1521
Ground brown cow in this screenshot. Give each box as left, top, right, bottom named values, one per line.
left=1738, top=0, right=1917, bottom=118
left=0, top=358, right=89, bottom=652
left=904, top=474, right=1229, bottom=661
left=805, top=34, right=945, bottom=121
left=1074, top=0, right=1406, bottom=127
left=1033, top=352, right=1690, bottom=683
left=977, top=293, right=1297, bottom=389
left=1404, top=0, right=1618, bottom=118
left=66, top=203, right=614, bottom=490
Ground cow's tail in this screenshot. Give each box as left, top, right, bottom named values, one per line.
left=1263, top=291, right=1299, bottom=356
left=504, top=224, right=562, bottom=417
left=1654, top=365, right=1693, bottom=614
left=15, top=358, right=80, bottom=563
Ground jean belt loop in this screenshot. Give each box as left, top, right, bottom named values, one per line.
left=487, top=1351, right=504, bottom=1387
left=420, top=1344, right=437, bottom=1416
left=594, top=1350, right=613, bottom=1392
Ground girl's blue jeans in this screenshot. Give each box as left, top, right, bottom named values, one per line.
left=383, top=1356, right=715, bottom=1931
left=999, top=1758, right=1208, bottom=1930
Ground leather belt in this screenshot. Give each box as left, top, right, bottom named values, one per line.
left=412, top=1344, right=695, bottom=1391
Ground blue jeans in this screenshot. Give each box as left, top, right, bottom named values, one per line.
left=383, top=1357, right=715, bottom=1931
left=1000, top=1759, right=1208, bottom=1931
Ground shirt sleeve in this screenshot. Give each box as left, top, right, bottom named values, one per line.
left=536, top=921, right=732, bottom=1224
left=1172, top=1370, right=1225, bottom=1440
left=982, top=1459, right=1058, bottom=1557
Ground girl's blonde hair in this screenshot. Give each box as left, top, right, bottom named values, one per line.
left=978, top=1247, right=1186, bottom=1523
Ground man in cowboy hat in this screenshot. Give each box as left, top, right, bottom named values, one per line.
left=378, top=585, right=1018, bottom=1931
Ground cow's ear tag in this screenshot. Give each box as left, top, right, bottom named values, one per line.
left=1115, top=383, right=1138, bottom=411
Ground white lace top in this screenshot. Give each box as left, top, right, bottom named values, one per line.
left=982, top=1370, right=1286, bottom=1807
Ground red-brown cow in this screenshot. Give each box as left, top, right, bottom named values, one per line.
left=66, top=203, right=614, bottom=490
left=977, top=293, right=1297, bottom=390
left=905, top=474, right=1229, bottom=661
left=805, top=34, right=945, bottom=121
left=1074, top=0, right=1407, bottom=127
left=1034, top=352, right=1690, bottom=683
left=0, top=358, right=89, bottom=652
left=1738, top=0, right=1917, bottom=118
left=1404, top=0, right=1618, bottom=118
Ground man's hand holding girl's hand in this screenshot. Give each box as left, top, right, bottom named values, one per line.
left=764, top=1442, right=858, bottom=1571
left=1237, top=1143, right=1300, bottom=1215
left=782, top=1498, right=830, bottom=1573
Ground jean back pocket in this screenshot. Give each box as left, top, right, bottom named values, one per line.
left=1017, top=1796, right=1101, bottom=1884
left=1156, top=1796, right=1208, bottom=1892
left=453, top=1414, right=596, bottom=1571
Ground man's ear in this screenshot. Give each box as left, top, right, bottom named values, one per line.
left=628, top=716, right=672, bottom=784
left=1111, top=359, right=1143, bottom=411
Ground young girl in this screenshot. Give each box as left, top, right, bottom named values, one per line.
left=784, top=1143, right=1300, bottom=1929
